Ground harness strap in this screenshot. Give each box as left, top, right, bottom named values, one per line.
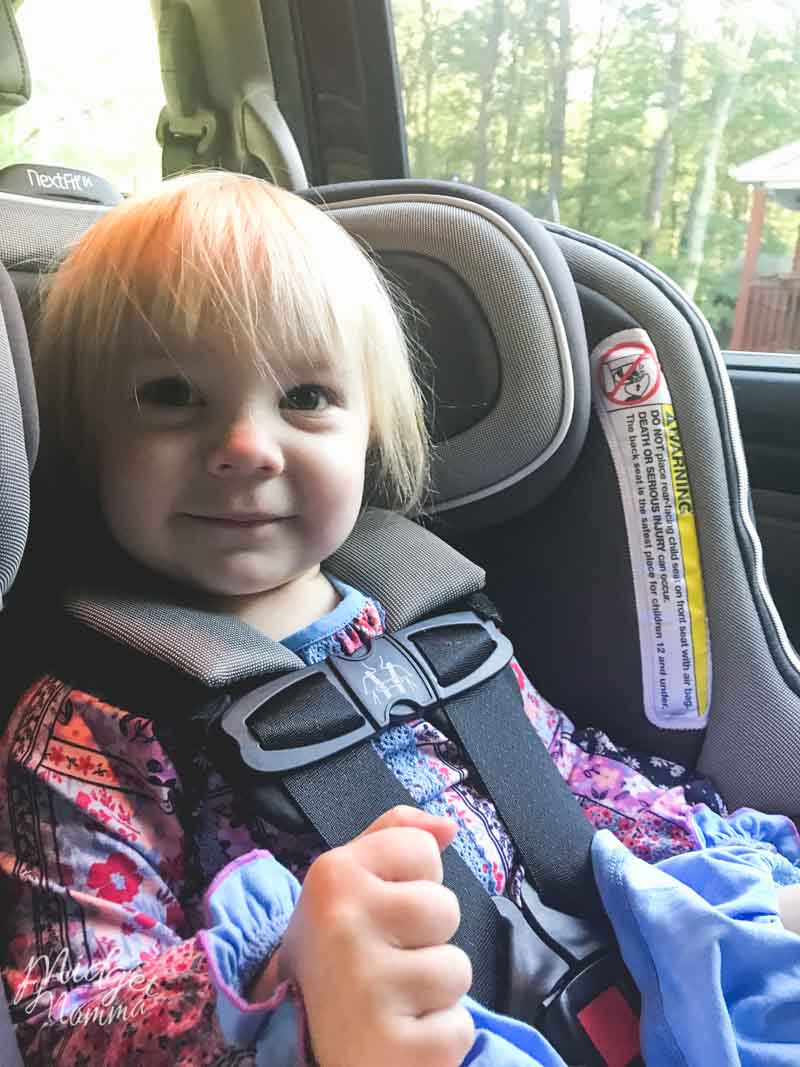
left=283, top=740, right=507, bottom=1010
left=222, top=611, right=603, bottom=919
left=409, top=625, right=602, bottom=921
left=213, top=610, right=609, bottom=1015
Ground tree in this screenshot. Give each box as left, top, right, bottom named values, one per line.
left=545, top=0, right=571, bottom=221
left=392, top=0, right=800, bottom=343
left=473, top=0, right=506, bottom=189
left=413, top=0, right=442, bottom=177
left=500, top=0, right=538, bottom=198
left=577, top=2, right=618, bottom=232
left=677, top=11, right=757, bottom=297
left=640, top=2, right=686, bottom=259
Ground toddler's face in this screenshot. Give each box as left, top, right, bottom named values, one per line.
left=94, top=340, right=370, bottom=602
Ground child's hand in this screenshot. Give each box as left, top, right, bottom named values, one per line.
left=279, top=805, right=475, bottom=1067
left=777, top=883, right=800, bottom=935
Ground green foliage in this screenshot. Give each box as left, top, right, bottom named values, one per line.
left=1, top=0, right=796, bottom=347
left=393, top=0, right=800, bottom=347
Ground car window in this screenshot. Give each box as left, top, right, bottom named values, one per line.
left=0, top=0, right=164, bottom=196
left=391, top=0, right=800, bottom=354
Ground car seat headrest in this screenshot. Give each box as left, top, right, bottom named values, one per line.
left=306, top=180, right=591, bottom=531
left=0, top=164, right=123, bottom=207
left=0, top=177, right=588, bottom=534
left=0, top=0, right=29, bottom=117
left=0, top=260, right=36, bottom=603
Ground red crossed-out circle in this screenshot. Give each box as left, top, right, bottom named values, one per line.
left=599, top=341, right=661, bottom=406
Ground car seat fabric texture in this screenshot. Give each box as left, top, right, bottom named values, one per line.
left=3, top=578, right=798, bottom=1063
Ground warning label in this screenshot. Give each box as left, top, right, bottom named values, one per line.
left=591, top=330, right=711, bottom=728
left=600, top=340, right=661, bottom=406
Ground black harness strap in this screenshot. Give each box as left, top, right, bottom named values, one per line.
left=218, top=613, right=512, bottom=1009
left=216, top=610, right=610, bottom=1018
left=283, top=743, right=507, bottom=1010
left=408, top=626, right=603, bottom=921
left=33, top=605, right=640, bottom=1061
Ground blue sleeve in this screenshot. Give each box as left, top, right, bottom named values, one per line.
left=461, top=998, right=568, bottom=1067
left=591, top=811, right=800, bottom=1067
left=198, top=850, right=302, bottom=1053
left=198, top=851, right=570, bottom=1067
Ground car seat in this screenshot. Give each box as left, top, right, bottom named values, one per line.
left=1, top=5, right=799, bottom=1064
left=0, top=9, right=33, bottom=1053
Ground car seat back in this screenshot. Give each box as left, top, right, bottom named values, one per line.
left=2, top=175, right=800, bottom=818
left=0, top=251, right=30, bottom=1067
left=525, top=225, right=800, bottom=811
left=309, top=181, right=800, bottom=816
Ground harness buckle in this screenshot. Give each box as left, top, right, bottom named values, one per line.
left=497, top=879, right=642, bottom=1066
left=218, top=611, right=512, bottom=775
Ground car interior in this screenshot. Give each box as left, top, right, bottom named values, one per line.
left=0, top=1, right=798, bottom=1063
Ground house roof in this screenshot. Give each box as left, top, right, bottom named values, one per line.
left=730, top=141, right=800, bottom=189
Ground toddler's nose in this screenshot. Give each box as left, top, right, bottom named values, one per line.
left=206, top=415, right=285, bottom=477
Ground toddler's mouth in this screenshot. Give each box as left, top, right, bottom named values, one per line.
left=186, top=512, right=288, bottom=528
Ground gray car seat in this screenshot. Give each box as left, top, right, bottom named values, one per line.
left=3, top=180, right=800, bottom=1049
left=0, top=0, right=796, bottom=817
left=1, top=4, right=800, bottom=1063
left=0, top=10, right=33, bottom=1041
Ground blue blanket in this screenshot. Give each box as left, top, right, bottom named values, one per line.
left=204, top=807, right=800, bottom=1066
left=461, top=807, right=800, bottom=1067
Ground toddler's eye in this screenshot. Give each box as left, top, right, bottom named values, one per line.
left=135, top=377, right=202, bottom=408
left=280, top=385, right=333, bottom=412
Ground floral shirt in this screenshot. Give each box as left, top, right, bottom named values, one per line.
left=0, top=586, right=718, bottom=1065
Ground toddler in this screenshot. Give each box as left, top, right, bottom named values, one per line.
left=1, top=172, right=798, bottom=1067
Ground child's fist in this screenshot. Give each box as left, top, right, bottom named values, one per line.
left=281, top=806, right=474, bottom=1067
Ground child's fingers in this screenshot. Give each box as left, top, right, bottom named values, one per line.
left=349, top=824, right=448, bottom=884
left=358, top=805, right=458, bottom=853
left=396, top=1001, right=476, bottom=1067
left=391, top=943, right=473, bottom=1016
left=378, top=881, right=461, bottom=948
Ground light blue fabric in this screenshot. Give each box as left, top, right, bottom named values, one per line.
left=592, top=812, right=800, bottom=1067
left=280, top=574, right=369, bottom=655
left=201, top=845, right=569, bottom=1066
left=691, top=805, right=800, bottom=886
left=461, top=999, right=567, bottom=1067
left=255, top=998, right=305, bottom=1067
left=199, top=850, right=301, bottom=1048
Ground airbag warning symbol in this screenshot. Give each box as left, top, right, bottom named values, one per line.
left=600, top=341, right=661, bottom=406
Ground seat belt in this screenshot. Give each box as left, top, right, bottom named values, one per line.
left=41, top=603, right=641, bottom=1063
left=209, top=609, right=641, bottom=1065
left=156, top=1, right=221, bottom=178
left=34, top=506, right=642, bottom=1063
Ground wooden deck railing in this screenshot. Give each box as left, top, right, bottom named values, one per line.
left=734, top=273, right=800, bottom=353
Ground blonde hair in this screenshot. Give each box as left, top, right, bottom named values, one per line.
left=34, top=170, right=430, bottom=513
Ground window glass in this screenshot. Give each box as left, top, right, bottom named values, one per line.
left=1, top=0, right=164, bottom=196
left=391, top=0, right=800, bottom=352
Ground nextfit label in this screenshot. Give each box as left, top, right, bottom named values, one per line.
left=591, top=329, right=711, bottom=728
left=26, top=168, right=94, bottom=194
